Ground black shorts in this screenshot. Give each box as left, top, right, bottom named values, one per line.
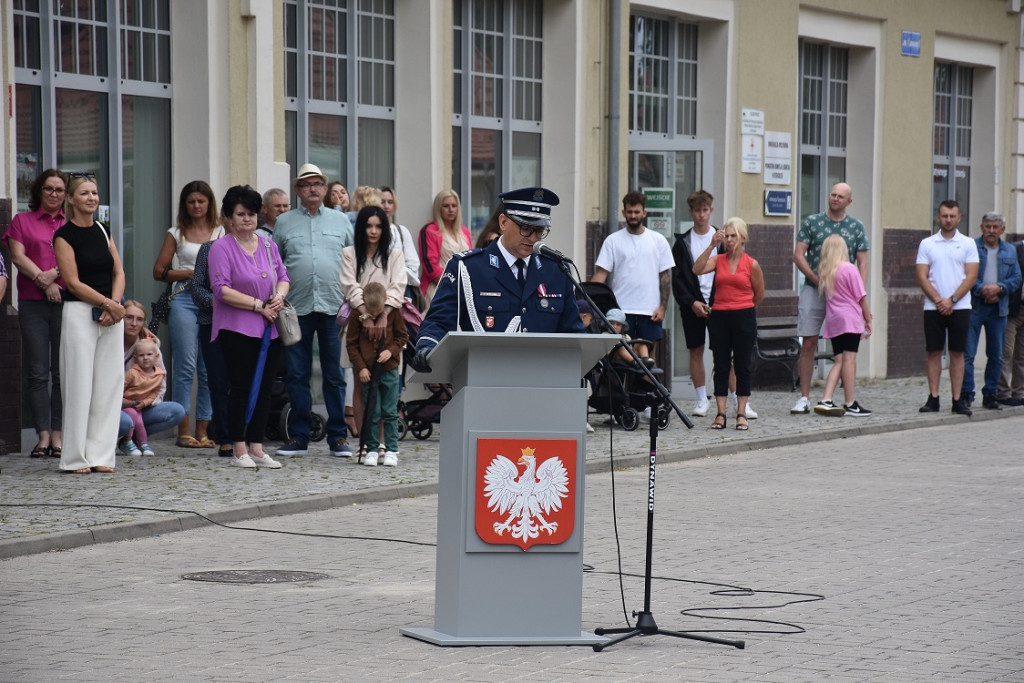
left=679, top=305, right=710, bottom=349
left=923, top=309, right=971, bottom=353
left=829, top=332, right=862, bottom=355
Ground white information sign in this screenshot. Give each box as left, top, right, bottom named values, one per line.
left=763, top=131, right=792, bottom=185
left=741, top=135, right=762, bottom=173
left=741, top=108, right=765, bottom=136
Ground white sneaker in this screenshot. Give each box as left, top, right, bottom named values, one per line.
left=744, top=402, right=758, bottom=419
left=362, top=451, right=378, bottom=467
left=586, top=422, right=596, bottom=434
left=692, top=398, right=710, bottom=417
left=382, top=451, right=398, bottom=467
left=640, top=407, right=652, bottom=422
left=791, top=396, right=811, bottom=414
left=231, top=454, right=257, bottom=468
left=250, top=453, right=282, bottom=469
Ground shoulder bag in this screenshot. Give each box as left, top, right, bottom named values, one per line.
left=264, top=238, right=301, bottom=346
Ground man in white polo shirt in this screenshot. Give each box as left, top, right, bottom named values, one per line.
left=915, top=199, right=979, bottom=416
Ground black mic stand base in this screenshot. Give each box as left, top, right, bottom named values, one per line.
left=594, top=610, right=745, bottom=651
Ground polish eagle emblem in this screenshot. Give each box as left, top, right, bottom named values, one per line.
left=481, top=447, right=570, bottom=549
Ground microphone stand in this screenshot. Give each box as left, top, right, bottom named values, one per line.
left=557, top=257, right=744, bottom=653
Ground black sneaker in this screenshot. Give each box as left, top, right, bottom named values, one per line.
left=814, top=400, right=845, bottom=417
left=843, top=401, right=871, bottom=417
left=919, top=395, right=940, bottom=413
left=998, top=397, right=1023, bottom=407
left=981, top=395, right=1002, bottom=410
left=951, top=398, right=972, bottom=416
left=275, top=439, right=309, bottom=456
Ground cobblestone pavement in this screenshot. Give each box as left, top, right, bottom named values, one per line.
left=1, top=417, right=1021, bottom=681
left=1, top=373, right=1021, bottom=559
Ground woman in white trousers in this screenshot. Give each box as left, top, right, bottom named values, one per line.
left=53, top=174, right=127, bottom=473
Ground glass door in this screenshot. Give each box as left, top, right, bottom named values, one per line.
left=628, top=142, right=713, bottom=394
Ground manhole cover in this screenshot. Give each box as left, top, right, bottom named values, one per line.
left=181, top=570, right=330, bottom=584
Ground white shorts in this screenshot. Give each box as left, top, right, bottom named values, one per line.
left=797, top=283, right=826, bottom=337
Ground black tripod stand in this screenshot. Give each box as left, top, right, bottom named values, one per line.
left=593, top=393, right=745, bottom=651
left=548, top=252, right=744, bottom=651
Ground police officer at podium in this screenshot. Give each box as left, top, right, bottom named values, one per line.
left=409, top=187, right=584, bottom=372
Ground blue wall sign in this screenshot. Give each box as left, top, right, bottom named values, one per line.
left=764, top=190, right=792, bottom=217
left=901, top=31, right=921, bottom=57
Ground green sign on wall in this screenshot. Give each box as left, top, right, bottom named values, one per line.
left=643, top=187, right=674, bottom=211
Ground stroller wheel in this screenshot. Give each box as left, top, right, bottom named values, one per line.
left=279, top=404, right=292, bottom=441
left=620, top=407, right=640, bottom=431
left=657, top=406, right=670, bottom=430
left=398, top=416, right=408, bottom=441
left=411, top=422, right=433, bottom=440
left=309, top=412, right=327, bottom=442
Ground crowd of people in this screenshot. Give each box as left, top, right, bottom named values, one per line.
left=3, top=167, right=1022, bottom=473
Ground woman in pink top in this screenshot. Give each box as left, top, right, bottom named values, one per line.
left=692, top=217, right=764, bottom=431
left=209, top=185, right=290, bottom=469
left=814, top=234, right=874, bottom=417
left=3, top=169, right=67, bottom=458
left=418, top=189, right=471, bottom=302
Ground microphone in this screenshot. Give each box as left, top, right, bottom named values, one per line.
left=533, top=241, right=573, bottom=263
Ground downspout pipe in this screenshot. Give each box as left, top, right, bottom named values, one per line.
left=607, top=0, right=622, bottom=235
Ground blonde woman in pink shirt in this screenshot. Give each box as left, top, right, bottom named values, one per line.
left=814, top=234, right=874, bottom=418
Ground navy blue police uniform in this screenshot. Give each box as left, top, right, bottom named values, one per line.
left=416, top=239, right=584, bottom=354
left=412, top=187, right=584, bottom=367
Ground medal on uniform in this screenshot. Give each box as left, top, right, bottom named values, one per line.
left=485, top=315, right=495, bottom=328
left=538, top=283, right=548, bottom=297
left=540, top=298, right=549, bottom=309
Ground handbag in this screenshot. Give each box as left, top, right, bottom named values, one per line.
left=336, top=300, right=353, bottom=328
left=264, top=238, right=301, bottom=346
left=400, top=296, right=423, bottom=336
left=148, top=266, right=177, bottom=333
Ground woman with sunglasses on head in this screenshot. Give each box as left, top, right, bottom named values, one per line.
left=53, top=174, right=127, bottom=473
left=3, top=169, right=68, bottom=459
left=418, top=189, right=472, bottom=304
left=152, top=181, right=224, bottom=450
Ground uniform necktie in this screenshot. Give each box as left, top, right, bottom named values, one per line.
left=515, top=258, right=526, bottom=288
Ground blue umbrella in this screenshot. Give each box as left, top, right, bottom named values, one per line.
left=245, top=323, right=273, bottom=426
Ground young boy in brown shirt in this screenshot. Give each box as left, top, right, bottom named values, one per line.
left=345, top=282, right=409, bottom=466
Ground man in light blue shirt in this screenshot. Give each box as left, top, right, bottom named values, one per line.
left=273, top=163, right=354, bottom=457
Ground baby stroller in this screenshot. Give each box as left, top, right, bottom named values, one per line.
left=397, top=339, right=451, bottom=440
left=264, top=368, right=327, bottom=442
left=581, top=282, right=671, bottom=432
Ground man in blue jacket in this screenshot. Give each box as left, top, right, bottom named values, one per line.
left=963, top=212, right=1022, bottom=410
left=410, top=187, right=583, bottom=372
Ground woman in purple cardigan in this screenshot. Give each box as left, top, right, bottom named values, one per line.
left=208, top=185, right=290, bottom=469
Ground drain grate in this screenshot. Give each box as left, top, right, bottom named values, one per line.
left=181, top=570, right=330, bottom=584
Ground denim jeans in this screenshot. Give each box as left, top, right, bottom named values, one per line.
left=168, top=292, right=211, bottom=421
left=284, top=312, right=347, bottom=444
left=199, top=323, right=231, bottom=445
left=18, top=299, right=63, bottom=433
left=361, top=368, right=400, bottom=452
left=963, top=303, right=1008, bottom=399
left=118, top=401, right=187, bottom=440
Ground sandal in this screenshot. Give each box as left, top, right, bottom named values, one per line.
left=30, top=445, right=49, bottom=458
left=63, top=468, right=91, bottom=474
left=49, top=445, right=62, bottom=458
left=218, top=446, right=234, bottom=458
left=91, top=466, right=115, bottom=473
left=735, top=415, right=749, bottom=431
left=195, top=436, right=217, bottom=448
left=175, top=435, right=202, bottom=448
left=710, top=413, right=727, bottom=430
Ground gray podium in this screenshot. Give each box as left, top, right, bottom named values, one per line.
left=401, top=332, right=618, bottom=646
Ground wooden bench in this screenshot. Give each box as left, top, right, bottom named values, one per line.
left=751, top=315, right=834, bottom=390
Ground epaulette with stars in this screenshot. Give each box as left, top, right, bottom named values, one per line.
left=451, top=247, right=484, bottom=261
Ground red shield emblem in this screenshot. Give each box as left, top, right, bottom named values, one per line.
left=475, top=438, right=577, bottom=550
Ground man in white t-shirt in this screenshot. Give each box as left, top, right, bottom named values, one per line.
left=915, top=199, right=979, bottom=416
left=592, top=191, right=675, bottom=361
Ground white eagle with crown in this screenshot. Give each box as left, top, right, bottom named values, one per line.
left=483, top=447, right=570, bottom=543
